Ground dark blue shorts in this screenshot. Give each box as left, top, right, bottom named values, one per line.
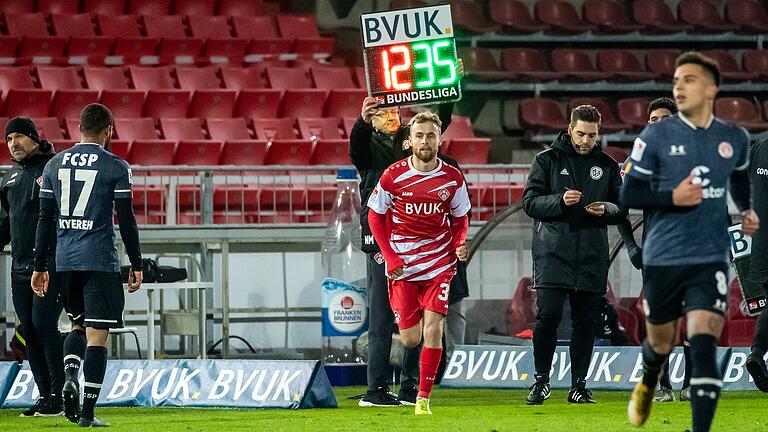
left=60, top=271, right=125, bottom=329
left=642, top=262, right=729, bottom=324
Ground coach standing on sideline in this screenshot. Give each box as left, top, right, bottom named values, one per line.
left=523, top=105, right=626, bottom=405
left=348, top=61, right=462, bottom=407
left=1, top=117, right=64, bottom=416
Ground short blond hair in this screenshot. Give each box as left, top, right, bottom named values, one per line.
left=408, top=111, right=442, bottom=130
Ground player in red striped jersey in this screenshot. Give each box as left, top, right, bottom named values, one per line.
left=367, top=111, right=471, bottom=415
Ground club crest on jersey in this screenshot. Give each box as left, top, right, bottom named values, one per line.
left=36, top=176, right=43, bottom=187
left=374, top=252, right=385, bottom=264
left=630, top=138, right=646, bottom=161
left=590, top=166, right=603, bottom=180
left=438, top=188, right=450, bottom=201
left=718, top=142, right=733, bottom=159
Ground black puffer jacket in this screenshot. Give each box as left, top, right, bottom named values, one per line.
left=523, top=131, right=625, bottom=294
left=348, top=103, right=453, bottom=254
left=0, top=145, right=56, bottom=274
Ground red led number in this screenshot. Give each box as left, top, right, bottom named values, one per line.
left=382, top=45, right=412, bottom=91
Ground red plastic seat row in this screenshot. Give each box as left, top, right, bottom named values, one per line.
left=2, top=0, right=270, bottom=16
left=0, top=88, right=367, bottom=120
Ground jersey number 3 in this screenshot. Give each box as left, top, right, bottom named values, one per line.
left=58, top=168, right=97, bottom=217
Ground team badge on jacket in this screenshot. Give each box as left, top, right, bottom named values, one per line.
left=590, top=166, right=603, bottom=180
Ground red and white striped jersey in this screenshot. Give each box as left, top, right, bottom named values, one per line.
left=367, top=157, right=471, bottom=281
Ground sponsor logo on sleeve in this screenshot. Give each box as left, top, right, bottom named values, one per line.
left=630, top=138, right=646, bottom=161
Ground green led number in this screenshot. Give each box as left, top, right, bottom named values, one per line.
left=412, top=43, right=434, bottom=88
left=432, top=40, right=456, bottom=85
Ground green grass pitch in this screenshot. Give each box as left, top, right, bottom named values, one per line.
left=1, top=387, right=767, bottom=431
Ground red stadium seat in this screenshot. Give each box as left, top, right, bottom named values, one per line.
left=266, top=67, right=313, bottom=89
left=188, top=16, right=233, bottom=39
left=174, top=140, right=222, bottom=165
left=501, top=48, right=563, bottom=82
left=582, top=0, right=645, bottom=33
left=281, top=90, right=327, bottom=119
left=50, top=90, right=99, bottom=120
left=219, top=0, right=263, bottom=17
left=253, top=118, right=297, bottom=141
left=174, top=0, right=216, bottom=17
left=488, top=0, right=549, bottom=34
left=131, top=184, right=167, bottom=220
left=353, top=67, right=367, bottom=89
left=298, top=118, right=342, bottom=140
left=64, top=118, right=80, bottom=139
left=450, top=0, right=502, bottom=34
left=714, top=97, right=768, bottom=131
left=161, top=118, right=205, bottom=140
left=112, top=37, right=159, bottom=61
left=442, top=115, right=476, bottom=140
left=702, top=49, right=757, bottom=82
left=550, top=49, right=608, bottom=81
left=325, top=89, right=367, bottom=119
left=143, top=90, right=191, bottom=119
left=247, top=38, right=293, bottom=56
left=207, top=118, right=252, bottom=141
left=231, top=16, right=281, bottom=38
left=202, top=38, right=249, bottom=60
left=213, top=184, right=260, bottom=212
left=100, top=90, right=145, bottom=118
left=341, top=117, right=357, bottom=137
left=3, top=0, right=34, bottom=14
left=311, top=67, right=356, bottom=89
left=459, top=47, right=510, bottom=81
left=518, top=98, right=568, bottom=132
left=445, top=138, right=491, bottom=164
left=39, top=0, right=80, bottom=14
left=189, top=90, right=236, bottom=118
left=109, top=140, right=130, bottom=160
left=129, top=66, right=177, bottom=90
left=83, top=67, right=130, bottom=90
left=264, top=139, right=313, bottom=165
left=128, top=0, right=171, bottom=16
left=51, top=13, right=98, bottom=37
left=114, top=117, right=158, bottom=140
left=85, top=0, right=126, bottom=16
left=220, top=140, right=269, bottom=166
left=617, top=98, right=651, bottom=128
left=726, top=0, right=768, bottom=33
left=678, top=0, right=740, bottom=33
left=566, top=98, right=632, bottom=133
left=128, top=140, right=175, bottom=166
left=176, top=67, right=222, bottom=89
left=645, top=49, right=681, bottom=80
left=221, top=67, right=266, bottom=90
left=17, top=37, right=67, bottom=62
left=0, top=67, right=36, bottom=93
left=310, top=139, right=349, bottom=165
left=743, top=50, right=768, bottom=80
left=534, top=0, right=596, bottom=34
left=66, top=37, right=115, bottom=59
left=143, top=15, right=188, bottom=38
left=237, top=90, right=282, bottom=119
left=632, top=1, right=693, bottom=33
left=37, top=66, right=84, bottom=89
left=33, top=117, right=65, bottom=140
left=5, top=13, right=51, bottom=37
left=596, top=49, right=656, bottom=82
left=506, top=276, right=538, bottom=335
left=478, top=182, right=524, bottom=208
left=603, top=146, right=629, bottom=163
left=96, top=15, right=142, bottom=37
left=0, top=37, right=21, bottom=62
left=276, top=15, right=335, bottom=54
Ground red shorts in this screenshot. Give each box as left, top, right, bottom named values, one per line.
left=388, top=274, right=453, bottom=330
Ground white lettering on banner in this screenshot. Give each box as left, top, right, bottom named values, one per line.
left=208, top=369, right=288, bottom=401
left=361, top=5, right=452, bottom=47
left=481, top=351, right=506, bottom=380
left=592, top=352, right=621, bottom=382
left=668, top=353, right=685, bottom=383
left=171, top=368, right=201, bottom=399
left=235, top=370, right=263, bottom=400
left=466, top=350, right=490, bottom=380
left=208, top=369, right=234, bottom=400
left=273, top=370, right=302, bottom=401
left=442, top=350, right=527, bottom=381
left=585, top=351, right=600, bottom=381
left=107, top=369, right=134, bottom=399
left=443, top=350, right=466, bottom=380
left=252, top=370, right=280, bottom=401
left=500, top=351, right=527, bottom=381
left=724, top=352, right=747, bottom=383
left=6, top=370, right=37, bottom=400
left=629, top=353, right=644, bottom=382
left=385, top=87, right=458, bottom=105
left=151, top=368, right=179, bottom=399
left=552, top=351, right=571, bottom=381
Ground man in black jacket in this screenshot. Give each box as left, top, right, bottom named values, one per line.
left=349, top=97, right=455, bottom=407
left=746, top=138, right=768, bottom=391
left=523, top=105, right=625, bottom=405
left=1, top=117, right=64, bottom=417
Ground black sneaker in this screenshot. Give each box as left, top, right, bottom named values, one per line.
left=746, top=352, right=768, bottom=392
left=62, top=380, right=81, bottom=423
left=526, top=380, right=551, bottom=405
left=78, top=417, right=110, bottom=428
left=20, top=398, right=45, bottom=417
left=36, top=397, right=64, bottom=416
left=358, top=387, right=401, bottom=407
left=568, top=386, right=597, bottom=404
left=397, top=386, right=417, bottom=406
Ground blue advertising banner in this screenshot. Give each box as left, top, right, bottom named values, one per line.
left=1, top=360, right=336, bottom=409
left=441, top=345, right=732, bottom=390
left=722, top=348, right=768, bottom=390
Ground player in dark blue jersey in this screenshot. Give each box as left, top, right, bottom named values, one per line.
left=621, top=52, right=760, bottom=432
left=31, top=103, right=143, bottom=428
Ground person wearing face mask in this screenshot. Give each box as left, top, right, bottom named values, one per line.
left=0, top=117, right=64, bottom=417
left=348, top=95, right=457, bottom=407
left=522, top=105, right=626, bottom=405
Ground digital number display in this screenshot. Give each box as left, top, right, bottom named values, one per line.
left=363, top=37, right=461, bottom=108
